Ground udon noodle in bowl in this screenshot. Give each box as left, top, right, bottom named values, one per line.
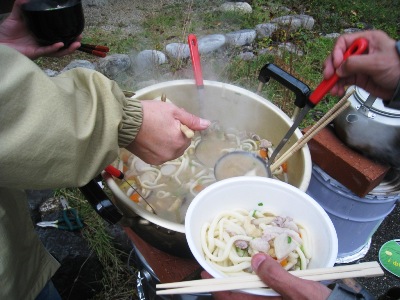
left=185, top=177, right=338, bottom=296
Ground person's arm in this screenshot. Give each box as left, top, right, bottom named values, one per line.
left=0, top=45, right=209, bottom=189
left=323, top=30, right=400, bottom=100
left=0, top=0, right=81, bottom=59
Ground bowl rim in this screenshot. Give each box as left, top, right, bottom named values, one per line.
left=21, top=0, right=82, bottom=11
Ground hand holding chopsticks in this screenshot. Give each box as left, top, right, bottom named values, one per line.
left=156, top=261, right=383, bottom=295
left=78, top=43, right=109, bottom=57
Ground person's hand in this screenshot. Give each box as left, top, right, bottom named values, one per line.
left=202, top=253, right=332, bottom=300
left=126, top=100, right=211, bottom=165
left=0, top=0, right=81, bottom=59
left=323, top=30, right=400, bottom=100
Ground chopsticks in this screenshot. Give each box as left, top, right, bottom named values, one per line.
left=160, top=93, right=195, bottom=138
left=270, top=89, right=354, bottom=172
left=78, top=43, right=110, bottom=57
left=156, top=261, right=383, bottom=295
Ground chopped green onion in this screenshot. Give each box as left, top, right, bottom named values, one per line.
left=288, top=236, right=292, bottom=244
left=258, top=202, right=264, bottom=206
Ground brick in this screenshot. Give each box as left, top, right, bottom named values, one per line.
left=303, top=125, right=390, bottom=197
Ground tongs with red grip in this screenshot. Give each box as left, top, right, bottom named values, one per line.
left=78, top=43, right=110, bottom=58
left=308, top=38, right=368, bottom=105
left=104, top=165, right=157, bottom=214
left=261, top=37, right=368, bottom=175
left=104, top=165, right=124, bottom=180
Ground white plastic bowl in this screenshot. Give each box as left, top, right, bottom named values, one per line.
left=185, top=177, right=338, bottom=296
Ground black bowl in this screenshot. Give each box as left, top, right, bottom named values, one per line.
left=21, top=0, right=84, bottom=47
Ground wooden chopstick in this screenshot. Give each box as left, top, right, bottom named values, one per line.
left=270, top=90, right=354, bottom=172
left=156, top=261, right=383, bottom=295
left=160, top=93, right=195, bottom=138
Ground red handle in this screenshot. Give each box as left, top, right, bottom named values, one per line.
left=91, top=50, right=107, bottom=58
left=308, top=38, right=369, bottom=105
left=105, top=165, right=124, bottom=180
left=81, top=43, right=110, bottom=52
left=188, top=34, right=204, bottom=88
left=78, top=47, right=107, bottom=58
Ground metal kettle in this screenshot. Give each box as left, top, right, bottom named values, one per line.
left=333, top=86, right=400, bottom=168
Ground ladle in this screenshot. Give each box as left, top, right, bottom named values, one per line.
left=214, top=151, right=269, bottom=181
left=188, top=34, right=237, bottom=168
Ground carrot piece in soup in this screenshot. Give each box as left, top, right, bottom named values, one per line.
left=129, top=192, right=140, bottom=203
left=259, top=148, right=267, bottom=159
left=194, top=184, right=204, bottom=192
left=280, top=258, right=288, bottom=267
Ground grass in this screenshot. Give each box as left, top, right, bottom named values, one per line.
left=54, top=188, right=137, bottom=299
left=36, top=0, right=399, bottom=298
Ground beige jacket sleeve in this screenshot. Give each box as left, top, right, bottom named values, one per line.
left=0, top=45, right=143, bottom=189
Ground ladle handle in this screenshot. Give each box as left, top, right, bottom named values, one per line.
left=188, top=34, right=204, bottom=88
left=79, top=179, right=123, bottom=224
left=258, top=63, right=311, bottom=108
left=308, top=38, right=369, bottom=105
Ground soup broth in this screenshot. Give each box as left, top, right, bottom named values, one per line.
left=116, top=128, right=288, bottom=223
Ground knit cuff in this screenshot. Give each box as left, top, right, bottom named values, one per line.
left=118, top=98, right=143, bottom=148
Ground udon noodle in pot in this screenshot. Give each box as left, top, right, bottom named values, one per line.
left=202, top=208, right=312, bottom=275
left=115, top=124, right=289, bottom=223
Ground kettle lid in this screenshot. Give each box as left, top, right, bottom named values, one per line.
left=353, top=86, right=400, bottom=117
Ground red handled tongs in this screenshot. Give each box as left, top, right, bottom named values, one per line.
left=78, top=43, right=110, bottom=58
left=104, top=165, right=157, bottom=214
left=265, top=38, right=368, bottom=175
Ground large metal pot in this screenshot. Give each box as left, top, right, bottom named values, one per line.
left=103, top=79, right=312, bottom=257
left=334, top=86, right=400, bottom=168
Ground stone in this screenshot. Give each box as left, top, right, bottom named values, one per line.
left=255, top=23, right=278, bottom=38
left=272, top=14, right=315, bottom=31
left=38, top=226, right=103, bottom=299
left=198, top=34, right=226, bottom=54
left=135, top=50, right=167, bottom=70
left=238, top=52, right=255, bottom=60
left=97, top=54, right=131, bottom=79
left=343, top=28, right=364, bottom=34
left=225, top=29, right=256, bottom=46
left=27, top=194, right=104, bottom=299
left=165, top=43, right=190, bottom=59
left=220, top=2, right=252, bottom=14
left=323, top=32, right=341, bottom=39
left=61, top=60, right=97, bottom=73
left=277, top=42, right=304, bottom=56
left=43, top=69, right=59, bottom=77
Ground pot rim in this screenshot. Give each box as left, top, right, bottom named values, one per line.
left=103, top=171, right=186, bottom=233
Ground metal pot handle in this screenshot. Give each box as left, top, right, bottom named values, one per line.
left=357, top=94, right=377, bottom=118
left=79, top=179, right=123, bottom=224
left=258, top=63, right=311, bottom=109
